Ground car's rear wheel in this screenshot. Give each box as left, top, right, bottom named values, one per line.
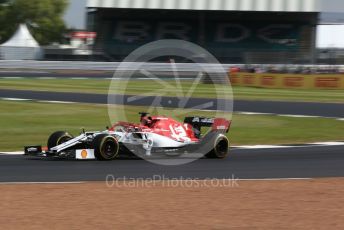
left=47, top=131, right=73, bottom=150
left=93, top=134, right=119, bottom=161
left=205, top=134, right=229, bottom=159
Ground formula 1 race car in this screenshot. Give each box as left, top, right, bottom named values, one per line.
left=24, top=113, right=231, bottom=160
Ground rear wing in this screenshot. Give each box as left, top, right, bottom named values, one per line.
left=184, top=117, right=231, bottom=133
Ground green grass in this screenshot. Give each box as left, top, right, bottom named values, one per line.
left=1, top=78, right=344, bottom=103
left=0, top=100, right=343, bottom=151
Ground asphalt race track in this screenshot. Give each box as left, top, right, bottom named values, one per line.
left=1, top=145, right=344, bottom=182
left=0, top=70, right=113, bottom=79
left=1, top=89, right=344, bottom=117
left=0, top=70, right=203, bottom=79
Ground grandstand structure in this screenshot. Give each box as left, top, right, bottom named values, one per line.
left=86, top=0, right=320, bottom=64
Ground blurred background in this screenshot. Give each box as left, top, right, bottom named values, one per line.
left=0, top=0, right=343, bottom=65
left=1, top=0, right=344, bottom=151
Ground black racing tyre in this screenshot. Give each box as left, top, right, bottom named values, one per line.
left=93, top=134, right=119, bottom=161
left=205, top=134, right=230, bottom=159
left=47, top=131, right=73, bottom=150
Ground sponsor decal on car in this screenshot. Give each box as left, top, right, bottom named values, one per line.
left=76, top=149, right=95, bottom=160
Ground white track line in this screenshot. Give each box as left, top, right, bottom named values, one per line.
left=237, top=111, right=343, bottom=120
left=0, top=181, right=85, bottom=185
left=1, top=98, right=75, bottom=104
left=237, top=178, right=312, bottom=181
left=0, top=152, right=23, bottom=155
left=0, top=71, right=48, bottom=74
left=1, top=98, right=32, bottom=101
left=37, top=77, right=56, bottom=79
left=137, top=77, right=159, bottom=80
left=38, top=100, right=75, bottom=104
left=233, top=145, right=295, bottom=149
left=234, top=142, right=344, bottom=149
left=1, top=77, right=23, bottom=79
left=310, top=142, right=344, bottom=146
left=277, top=114, right=320, bottom=118
left=237, top=112, right=274, bottom=116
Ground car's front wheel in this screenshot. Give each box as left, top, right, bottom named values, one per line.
left=92, top=134, right=119, bottom=161
left=47, top=131, right=73, bottom=150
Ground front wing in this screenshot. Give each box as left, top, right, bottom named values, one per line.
left=24, top=146, right=96, bottom=160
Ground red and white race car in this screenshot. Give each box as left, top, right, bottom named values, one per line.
left=25, top=112, right=231, bottom=160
